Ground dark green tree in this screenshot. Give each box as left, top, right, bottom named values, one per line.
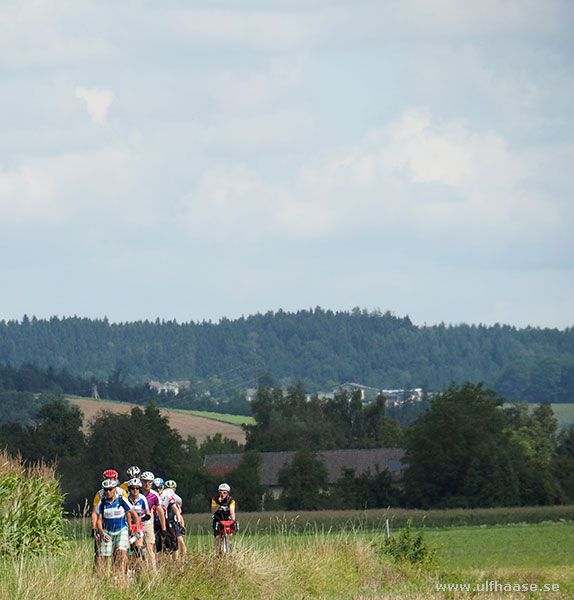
left=332, top=466, right=402, bottom=509
left=227, top=451, right=266, bottom=512
left=556, top=426, right=574, bottom=457
left=363, top=395, right=403, bottom=448
left=200, top=433, right=244, bottom=456
left=32, top=395, right=85, bottom=460
left=404, top=382, right=523, bottom=508
left=278, top=448, right=328, bottom=510
left=505, top=400, right=560, bottom=504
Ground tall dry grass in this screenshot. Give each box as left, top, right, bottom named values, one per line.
left=0, top=532, right=404, bottom=600
left=1, top=527, right=573, bottom=599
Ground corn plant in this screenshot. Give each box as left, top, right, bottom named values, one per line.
left=0, top=450, right=66, bottom=557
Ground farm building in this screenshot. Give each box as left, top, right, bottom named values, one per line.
left=204, top=447, right=406, bottom=498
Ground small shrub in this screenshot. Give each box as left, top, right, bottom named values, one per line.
left=0, top=450, right=66, bottom=557
left=380, top=519, right=437, bottom=568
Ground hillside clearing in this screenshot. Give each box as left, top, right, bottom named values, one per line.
left=67, top=397, right=246, bottom=445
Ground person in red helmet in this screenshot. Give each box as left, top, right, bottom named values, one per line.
left=90, top=469, right=129, bottom=572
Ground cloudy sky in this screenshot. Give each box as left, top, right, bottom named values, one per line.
left=0, top=1, right=572, bottom=329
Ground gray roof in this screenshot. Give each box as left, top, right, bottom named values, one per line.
left=204, top=448, right=406, bottom=486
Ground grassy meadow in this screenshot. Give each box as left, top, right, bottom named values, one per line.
left=2, top=508, right=574, bottom=599
left=168, top=407, right=255, bottom=426
left=503, top=402, right=574, bottom=429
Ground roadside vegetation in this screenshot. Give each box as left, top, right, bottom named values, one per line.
left=2, top=514, right=574, bottom=599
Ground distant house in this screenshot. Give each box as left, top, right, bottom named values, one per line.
left=382, top=388, right=424, bottom=407
left=148, top=380, right=191, bottom=395
left=204, top=448, right=406, bottom=498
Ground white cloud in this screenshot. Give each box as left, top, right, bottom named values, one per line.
left=179, top=108, right=566, bottom=250
left=0, top=1, right=118, bottom=69
left=181, top=164, right=266, bottom=231
left=295, top=108, right=557, bottom=236
left=0, top=145, right=144, bottom=226
left=393, top=0, right=566, bottom=37
left=74, top=87, right=114, bottom=125
left=205, top=56, right=306, bottom=113
left=161, top=8, right=324, bottom=51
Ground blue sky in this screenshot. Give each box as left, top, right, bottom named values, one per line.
left=0, top=1, right=572, bottom=328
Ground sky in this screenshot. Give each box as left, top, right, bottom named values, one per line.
left=0, top=1, right=573, bottom=329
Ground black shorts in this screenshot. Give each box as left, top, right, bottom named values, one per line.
left=156, top=523, right=178, bottom=553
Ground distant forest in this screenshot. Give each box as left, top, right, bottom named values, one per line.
left=0, top=308, right=573, bottom=403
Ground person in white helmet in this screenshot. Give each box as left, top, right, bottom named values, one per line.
left=96, top=478, right=140, bottom=577
left=153, top=477, right=183, bottom=560
left=120, top=465, right=141, bottom=493
left=211, top=483, right=236, bottom=554
left=165, top=479, right=187, bottom=561
left=126, top=477, right=151, bottom=570
left=140, top=470, right=165, bottom=569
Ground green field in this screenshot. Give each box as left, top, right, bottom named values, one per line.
left=546, top=403, right=574, bottom=428
left=426, top=522, right=574, bottom=569
left=168, top=407, right=255, bottom=426
left=504, top=402, right=574, bottom=429
left=65, top=394, right=254, bottom=426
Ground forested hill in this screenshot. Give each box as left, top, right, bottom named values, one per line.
left=0, top=309, right=573, bottom=402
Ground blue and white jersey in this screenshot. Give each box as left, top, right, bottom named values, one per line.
left=128, top=494, right=150, bottom=518
left=97, top=496, right=134, bottom=532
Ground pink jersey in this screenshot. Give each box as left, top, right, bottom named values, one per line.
left=144, top=489, right=161, bottom=515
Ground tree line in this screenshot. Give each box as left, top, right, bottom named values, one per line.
left=0, top=309, right=573, bottom=402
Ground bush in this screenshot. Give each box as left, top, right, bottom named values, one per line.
left=0, top=450, right=66, bottom=557
left=380, top=519, right=437, bottom=567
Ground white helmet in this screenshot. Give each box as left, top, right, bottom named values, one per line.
left=141, top=471, right=155, bottom=482
left=218, top=483, right=231, bottom=492
left=128, top=478, right=142, bottom=488
left=165, top=479, right=177, bottom=489
left=126, top=466, right=141, bottom=478
left=102, top=478, right=117, bottom=490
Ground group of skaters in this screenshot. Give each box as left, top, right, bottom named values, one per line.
left=91, top=465, right=236, bottom=576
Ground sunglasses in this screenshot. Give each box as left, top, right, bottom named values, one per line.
left=128, top=486, right=140, bottom=491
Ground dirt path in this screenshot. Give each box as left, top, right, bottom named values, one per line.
left=68, top=397, right=246, bottom=445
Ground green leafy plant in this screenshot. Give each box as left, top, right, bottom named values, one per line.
left=380, top=518, right=437, bottom=567
left=0, top=450, right=66, bottom=557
